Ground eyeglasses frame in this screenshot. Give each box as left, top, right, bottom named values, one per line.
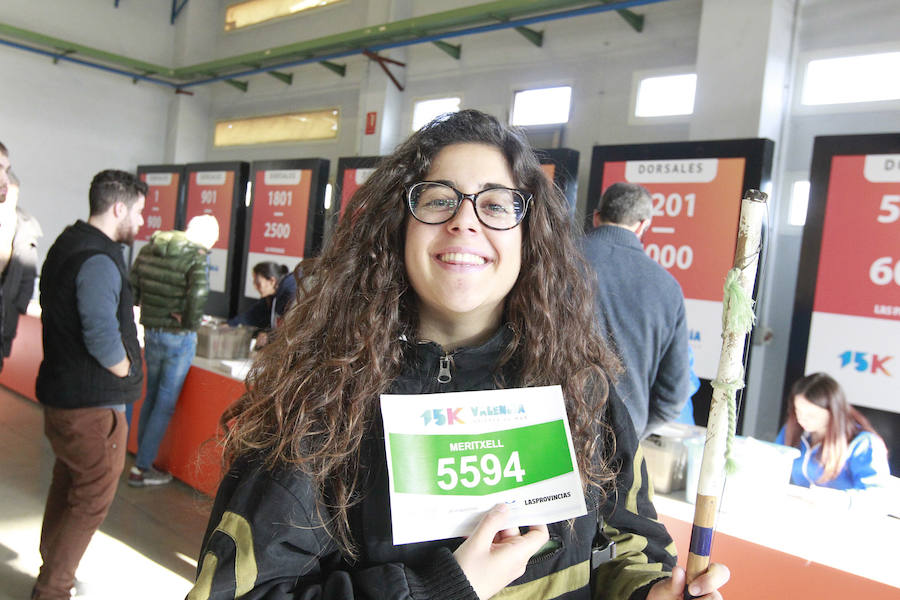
left=405, top=181, right=532, bottom=231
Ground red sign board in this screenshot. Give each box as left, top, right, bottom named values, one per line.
left=248, top=169, right=311, bottom=257
left=185, top=170, right=235, bottom=251
left=365, top=111, right=377, bottom=135
left=600, top=158, right=745, bottom=301
left=137, top=172, right=180, bottom=242
left=340, top=166, right=376, bottom=217
left=813, top=155, right=900, bottom=320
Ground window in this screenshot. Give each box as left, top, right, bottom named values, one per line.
left=225, top=0, right=344, bottom=31
left=214, top=109, right=339, bottom=147
left=412, top=97, right=460, bottom=131
left=789, top=180, right=810, bottom=226
left=801, top=52, right=900, bottom=106
left=634, top=74, right=696, bottom=118
left=511, top=86, right=572, bottom=126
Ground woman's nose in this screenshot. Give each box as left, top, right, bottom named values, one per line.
left=446, top=197, right=480, bottom=232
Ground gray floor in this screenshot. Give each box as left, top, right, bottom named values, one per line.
left=0, top=386, right=210, bottom=599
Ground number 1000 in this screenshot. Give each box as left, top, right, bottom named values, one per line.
left=645, top=244, right=693, bottom=270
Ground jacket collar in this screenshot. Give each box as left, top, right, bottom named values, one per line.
left=405, top=324, right=515, bottom=374
left=589, top=224, right=643, bottom=251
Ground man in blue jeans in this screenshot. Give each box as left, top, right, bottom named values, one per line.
left=128, top=214, right=218, bottom=486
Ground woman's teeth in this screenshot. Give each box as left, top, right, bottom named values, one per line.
left=438, top=252, right=486, bottom=265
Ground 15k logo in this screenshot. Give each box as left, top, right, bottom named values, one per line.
left=838, top=351, right=893, bottom=376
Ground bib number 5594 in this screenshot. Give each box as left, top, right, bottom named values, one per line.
left=436, top=452, right=525, bottom=490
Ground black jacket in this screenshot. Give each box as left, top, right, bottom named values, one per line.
left=36, top=220, right=143, bottom=408
left=189, top=328, right=676, bottom=600
left=227, top=274, right=298, bottom=330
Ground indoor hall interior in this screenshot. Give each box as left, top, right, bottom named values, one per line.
left=0, top=387, right=205, bottom=600
left=1, top=0, right=899, bottom=598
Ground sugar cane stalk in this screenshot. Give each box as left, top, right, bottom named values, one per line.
left=684, top=189, right=768, bottom=596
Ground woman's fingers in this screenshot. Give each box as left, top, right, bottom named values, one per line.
left=453, top=505, right=548, bottom=600
left=687, top=563, right=731, bottom=598
left=468, top=503, right=511, bottom=546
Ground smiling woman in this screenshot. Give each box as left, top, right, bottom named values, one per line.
left=187, top=110, right=731, bottom=600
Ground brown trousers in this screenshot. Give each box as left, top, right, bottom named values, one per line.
left=33, top=406, right=127, bottom=600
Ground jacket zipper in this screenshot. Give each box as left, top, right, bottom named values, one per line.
left=527, top=535, right=562, bottom=565
left=437, top=354, right=452, bottom=384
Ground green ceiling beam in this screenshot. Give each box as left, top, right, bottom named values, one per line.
left=319, top=60, right=346, bottom=77
left=514, top=26, right=544, bottom=47
left=432, top=40, right=461, bottom=59
left=0, top=22, right=174, bottom=75
left=266, top=70, right=293, bottom=84
left=224, top=79, right=248, bottom=92
left=0, top=0, right=650, bottom=86
left=172, top=0, right=601, bottom=78
left=598, top=1, right=644, bottom=32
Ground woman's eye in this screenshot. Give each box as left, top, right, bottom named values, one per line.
left=421, top=195, right=456, bottom=209
left=483, top=202, right=510, bottom=214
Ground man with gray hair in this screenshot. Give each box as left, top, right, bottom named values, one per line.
left=581, top=182, right=690, bottom=438
left=128, top=214, right=218, bottom=486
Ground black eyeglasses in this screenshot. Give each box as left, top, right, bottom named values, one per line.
left=406, top=181, right=532, bottom=230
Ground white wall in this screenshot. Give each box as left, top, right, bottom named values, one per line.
left=0, top=0, right=176, bottom=264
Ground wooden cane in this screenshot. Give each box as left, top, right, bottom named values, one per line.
left=684, top=189, right=768, bottom=597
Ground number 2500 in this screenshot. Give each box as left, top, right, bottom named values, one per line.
left=437, top=452, right=525, bottom=490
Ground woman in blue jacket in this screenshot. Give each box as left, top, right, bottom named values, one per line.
left=228, top=262, right=298, bottom=345
left=777, top=372, right=890, bottom=506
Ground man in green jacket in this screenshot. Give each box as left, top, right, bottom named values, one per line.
left=128, top=214, right=218, bottom=486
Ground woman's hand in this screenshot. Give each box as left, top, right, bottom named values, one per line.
left=453, top=504, right=549, bottom=600
left=647, top=563, right=731, bottom=600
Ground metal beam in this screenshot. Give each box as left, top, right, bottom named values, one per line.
left=179, top=0, right=669, bottom=89
left=362, top=50, right=404, bottom=92
left=597, top=0, right=644, bottom=32
left=171, top=0, right=189, bottom=25
left=432, top=40, right=461, bottom=60
left=0, top=37, right=176, bottom=87
left=319, top=60, right=346, bottom=77
left=266, top=70, right=293, bottom=84
left=514, top=26, right=543, bottom=47
left=224, top=79, right=248, bottom=92
left=0, top=0, right=669, bottom=90
left=0, top=22, right=174, bottom=76
left=173, top=0, right=618, bottom=78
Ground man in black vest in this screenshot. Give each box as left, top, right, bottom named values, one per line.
left=33, top=170, right=145, bottom=600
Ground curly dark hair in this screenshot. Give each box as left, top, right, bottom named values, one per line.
left=219, top=110, right=620, bottom=556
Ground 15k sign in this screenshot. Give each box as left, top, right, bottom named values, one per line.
left=805, top=154, right=900, bottom=413
left=600, top=158, right=746, bottom=379
left=381, top=386, right=586, bottom=545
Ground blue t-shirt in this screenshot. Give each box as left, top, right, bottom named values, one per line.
left=776, top=426, right=890, bottom=491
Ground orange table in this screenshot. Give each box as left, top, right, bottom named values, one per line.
left=655, top=494, right=899, bottom=598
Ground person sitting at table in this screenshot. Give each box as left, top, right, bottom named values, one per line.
left=227, top=261, right=297, bottom=347
left=187, top=110, right=730, bottom=600
left=777, top=372, right=891, bottom=508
